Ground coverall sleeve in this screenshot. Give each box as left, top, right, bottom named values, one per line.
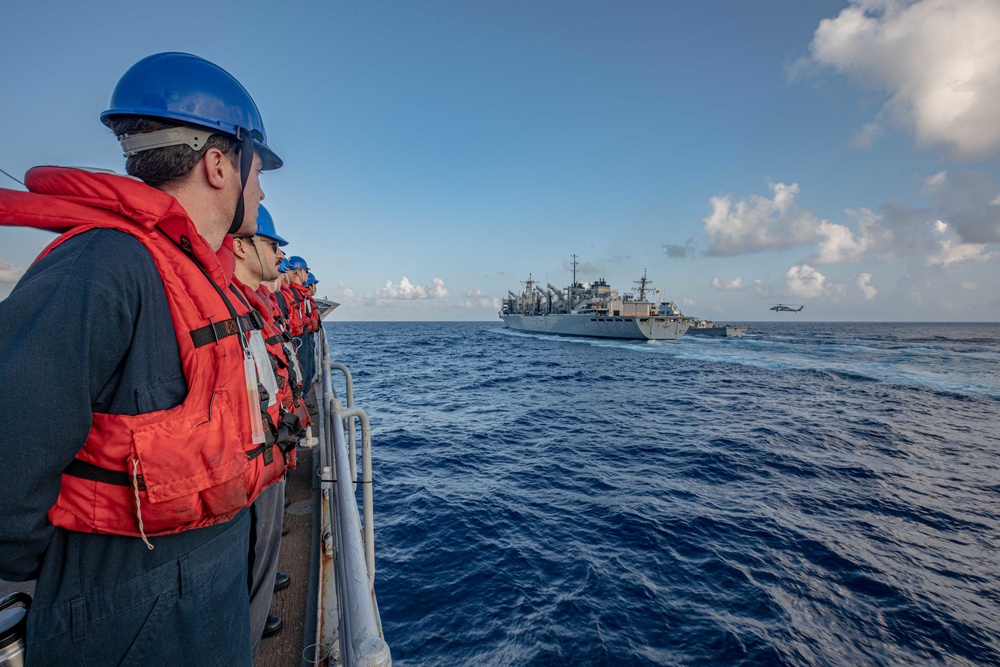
left=0, top=231, right=138, bottom=580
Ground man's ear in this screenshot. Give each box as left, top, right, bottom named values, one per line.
left=201, top=147, right=230, bottom=191
left=231, top=235, right=250, bottom=259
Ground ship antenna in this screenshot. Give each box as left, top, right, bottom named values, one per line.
left=569, top=253, right=579, bottom=308
left=634, top=269, right=652, bottom=301
left=0, top=167, right=26, bottom=188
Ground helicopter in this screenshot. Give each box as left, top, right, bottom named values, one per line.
left=770, top=304, right=804, bottom=312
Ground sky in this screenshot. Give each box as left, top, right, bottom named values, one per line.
left=1, top=0, right=999, bottom=321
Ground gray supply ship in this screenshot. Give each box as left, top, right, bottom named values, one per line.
left=500, top=257, right=688, bottom=341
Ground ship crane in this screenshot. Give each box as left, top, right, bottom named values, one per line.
left=535, top=285, right=554, bottom=314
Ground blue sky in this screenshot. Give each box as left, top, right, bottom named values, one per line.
left=2, top=0, right=998, bottom=321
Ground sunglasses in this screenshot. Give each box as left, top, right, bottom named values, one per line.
left=236, top=235, right=279, bottom=253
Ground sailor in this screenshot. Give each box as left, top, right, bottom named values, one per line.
left=228, top=205, right=300, bottom=650
left=0, top=52, right=282, bottom=665
left=287, top=255, right=317, bottom=392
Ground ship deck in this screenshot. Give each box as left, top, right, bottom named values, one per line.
left=255, top=388, right=323, bottom=666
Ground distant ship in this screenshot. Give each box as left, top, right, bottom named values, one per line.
left=685, top=319, right=749, bottom=337
left=313, top=298, right=340, bottom=319
left=500, top=257, right=689, bottom=341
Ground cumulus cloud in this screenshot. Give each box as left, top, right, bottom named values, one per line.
left=961, top=281, right=977, bottom=290
left=754, top=279, right=771, bottom=298
left=374, top=277, right=448, bottom=300
left=710, top=276, right=744, bottom=290
left=0, top=258, right=24, bottom=284
left=704, top=172, right=1000, bottom=269
left=813, top=219, right=871, bottom=264
left=926, top=220, right=999, bottom=265
left=805, top=0, right=1000, bottom=157
left=464, top=288, right=486, bottom=298
left=703, top=182, right=822, bottom=255
left=857, top=273, right=878, bottom=299
left=786, top=264, right=840, bottom=298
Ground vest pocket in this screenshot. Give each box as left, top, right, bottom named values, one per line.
left=131, top=391, right=250, bottom=531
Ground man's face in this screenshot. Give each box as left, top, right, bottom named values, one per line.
left=256, top=236, right=281, bottom=282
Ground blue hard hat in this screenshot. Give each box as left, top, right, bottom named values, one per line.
left=287, top=256, right=309, bottom=271
left=101, top=52, right=282, bottom=170
left=254, top=206, right=288, bottom=246
left=305, top=272, right=318, bottom=286
left=278, top=258, right=290, bottom=273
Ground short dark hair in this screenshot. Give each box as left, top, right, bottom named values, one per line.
left=105, top=116, right=240, bottom=188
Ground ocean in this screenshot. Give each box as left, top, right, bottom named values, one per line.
left=325, top=321, right=1000, bottom=666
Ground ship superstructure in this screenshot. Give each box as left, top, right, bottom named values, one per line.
left=500, top=256, right=689, bottom=340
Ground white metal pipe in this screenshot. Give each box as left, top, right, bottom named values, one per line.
left=329, top=363, right=357, bottom=482
left=337, top=407, right=373, bottom=579
left=330, top=406, right=389, bottom=665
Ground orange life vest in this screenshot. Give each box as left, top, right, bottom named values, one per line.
left=282, top=284, right=304, bottom=336
left=2, top=167, right=283, bottom=537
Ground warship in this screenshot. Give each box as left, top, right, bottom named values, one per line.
left=500, top=256, right=688, bottom=341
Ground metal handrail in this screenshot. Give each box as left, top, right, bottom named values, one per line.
left=318, top=328, right=390, bottom=666
left=328, top=363, right=357, bottom=482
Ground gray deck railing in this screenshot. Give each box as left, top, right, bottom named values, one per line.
left=311, top=328, right=391, bottom=666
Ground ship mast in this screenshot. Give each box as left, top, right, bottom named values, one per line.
left=521, top=273, right=535, bottom=314
left=634, top=269, right=653, bottom=302
left=569, top=253, right=578, bottom=309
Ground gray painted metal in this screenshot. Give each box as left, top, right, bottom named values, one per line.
left=316, top=330, right=391, bottom=666
left=329, top=404, right=390, bottom=665
left=501, top=313, right=688, bottom=340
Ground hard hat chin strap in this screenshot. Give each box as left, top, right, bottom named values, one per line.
left=228, top=128, right=255, bottom=235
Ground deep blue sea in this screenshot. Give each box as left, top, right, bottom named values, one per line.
left=325, top=321, right=1000, bottom=667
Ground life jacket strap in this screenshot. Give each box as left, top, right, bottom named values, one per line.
left=189, top=315, right=254, bottom=348
left=64, top=458, right=146, bottom=491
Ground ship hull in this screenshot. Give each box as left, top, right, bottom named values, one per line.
left=686, top=325, right=749, bottom=338
left=501, top=314, right=688, bottom=340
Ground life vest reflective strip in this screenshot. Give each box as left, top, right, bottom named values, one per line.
left=230, top=281, right=288, bottom=433
left=45, top=222, right=284, bottom=538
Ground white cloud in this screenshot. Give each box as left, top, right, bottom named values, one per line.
left=374, top=277, right=449, bottom=300
left=961, top=281, right=977, bottom=290
left=926, top=220, right=998, bottom=265
left=710, top=276, right=744, bottom=290
left=682, top=298, right=697, bottom=307
left=857, top=273, right=878, bottom=299
left=786, top=263, right=839, bottom=298
left=703, top=182, right=824, bottom=255
left=813, top=219, right=871, bottom=264
left=0, top=258, right=24, bottom=284
left=754, top=279, right=771, bottom=298
left=464, top=288, right=485, bottom=298
left=807, top=0, right=1000, bottom=157
left=461, top=297, right=501, bottom=309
